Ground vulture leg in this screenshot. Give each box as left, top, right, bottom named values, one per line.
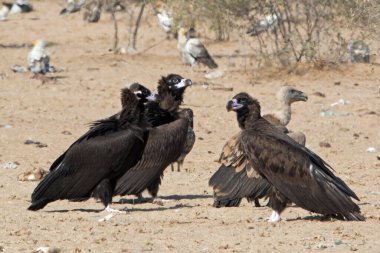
left=254, top=198, right=261, bottom=207
left=171, top=163, right=175, bottom=172
left=266, top=187, right=289, bottom=222
left=95, top=179, right=125, bottom=213
left=177, top=161, right=181, bottom=172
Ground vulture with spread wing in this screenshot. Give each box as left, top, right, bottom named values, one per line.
left=210, top=86, right=308, bottom=207
left=28, top=85, right=157, bottom=212
left=113, top=74, right=193, bottom=203
left=217, top=92, right=364, bottom=222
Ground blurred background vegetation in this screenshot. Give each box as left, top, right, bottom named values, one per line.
left=139, top=0, right=379, bottom=70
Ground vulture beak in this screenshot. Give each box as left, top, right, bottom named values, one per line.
left=297, top=91, right=308, bottom=102
left=174, top=79, right=192, bottom=89
left=146, top=92, right=159, bottom=102
left=226, top=99, right=243, bottom=112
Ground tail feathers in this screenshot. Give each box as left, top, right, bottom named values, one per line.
left=213, top=197, right=242, bottom=208
left=28, top=198, right=50, bottom=211
left=199, top=56, right=218, bottom=69
left=345, top=211, right=365, bottom=221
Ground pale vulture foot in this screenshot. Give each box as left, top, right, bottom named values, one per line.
left=266, top=211, right=282, bottom=223
left=105, top=205, right=127, bottom=213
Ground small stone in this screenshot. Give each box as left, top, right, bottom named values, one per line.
left=319, top=142, right=331, bottom=148
left=2, top=162, right=19, bottom=169
left=367, top=147, right=376, bottom=153
left=334, top=81, right=341, bottom=85
left=313, top=91, right=326, bottom=97
left=34, top=246, right=61, bottom=253
left=17, top=168, right=47, bottom=181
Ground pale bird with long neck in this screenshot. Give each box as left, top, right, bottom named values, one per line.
left=28, top=40, right=53, bottom=75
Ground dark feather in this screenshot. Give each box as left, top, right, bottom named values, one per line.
left=114, top=118, right=189, bottom=197
left=28, top=89, right=146, bottom=211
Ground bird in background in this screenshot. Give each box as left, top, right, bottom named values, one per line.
left=223, top=92, right=364, bottom=222
left=60, top=0, right=86, bottom=15
left=155, top=1, right=174, bottom=39
left=246, top=10, right=280, bottom=36
left=28, top=40, right=55, bottom=75
left=177, top=27, right=218, bottom=69
left=3, top=0, right=32, bottom=14
left=0, top=4, right=10, bottom=21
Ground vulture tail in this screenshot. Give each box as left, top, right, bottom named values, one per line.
left=201, top=56, right=218, bottom=69
left=345, top=212, right=365, bottom=221
left=28, top=198, right=50, bottom=211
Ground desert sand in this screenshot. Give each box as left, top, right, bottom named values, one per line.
left=1, top=1, right=380, bottom=252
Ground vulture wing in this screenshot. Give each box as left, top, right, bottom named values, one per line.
left=114, top=118, right=189, bottom=196
left=49, top=115, right=120, bottom=172
left=209, top=133, right=271, bottom=207
left=240, top=119, right=363, bottom=220
left=29, top=127, right=145, bottom=210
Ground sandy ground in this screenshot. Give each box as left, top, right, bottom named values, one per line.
left=1, top=1, right=380, bottom=252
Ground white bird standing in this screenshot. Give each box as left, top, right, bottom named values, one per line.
left=247, top=13, right=280, bottom=36
left=155, top=2, right=173, bottom=38
left=177, top=27, right=218, bottom=69
left=60, top=0, right=86, bottom=15
left=0, top=5, right=10, bottom=21
left=3, top=0, right=33, bottom=14
left=28, top=40, right=53, bottom=75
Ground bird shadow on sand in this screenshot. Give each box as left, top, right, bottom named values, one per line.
left=285, top=214, right=349, bottom=222
left=118, top=194, right=213, bottom=204
left=46, top=203, right=193, bottom=213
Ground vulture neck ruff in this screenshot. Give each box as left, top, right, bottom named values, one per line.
left=237, top=102, right=261, bottom=130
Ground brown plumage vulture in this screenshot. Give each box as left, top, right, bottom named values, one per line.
left=171, top=108, right=195, bottom=172
left=113, top=74, right=193, bottom=203
left=217, top=92, right=364, bottom=222
left=210, top=86, right=308, bottom=208
left=28, top=85, right=157, bottom=212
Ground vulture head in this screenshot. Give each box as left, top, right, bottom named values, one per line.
left=227, top=93, right=261, bottom=128
left=158, top=74, right=192, bottom=101
left=178, top=28, right=188, bottom=43
left=119, top=88, right=141, bottom=123
left=277, top=86, right=308, bottom=105
left=129, top=83, right=158, bottom=103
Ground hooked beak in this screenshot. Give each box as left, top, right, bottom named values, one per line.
left=296, top=91, right=308, bottom=102
left=174, top=79, right=192, bottom=89
left=226, top=99, right=243, bottom=112
left=146, top=92, right=159, bottom=102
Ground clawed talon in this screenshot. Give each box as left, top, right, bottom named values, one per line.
left=105, top=205, right=127, bottom=213
left=266, top=211, right=282, bottom=223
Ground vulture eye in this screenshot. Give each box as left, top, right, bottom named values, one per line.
left=142, top=89, right=149, bottom=96
left=239, top=97, right=247, bottom=103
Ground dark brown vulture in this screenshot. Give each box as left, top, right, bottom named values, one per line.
left=210, top=86, right=308, bottom=208
left=28, top=85, right=157, bottom=212
left=171, top=108, right=195, bottom=172
left=218, top=92, right=364, bottom=222
left=113, top=74, right=193, bottom=203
